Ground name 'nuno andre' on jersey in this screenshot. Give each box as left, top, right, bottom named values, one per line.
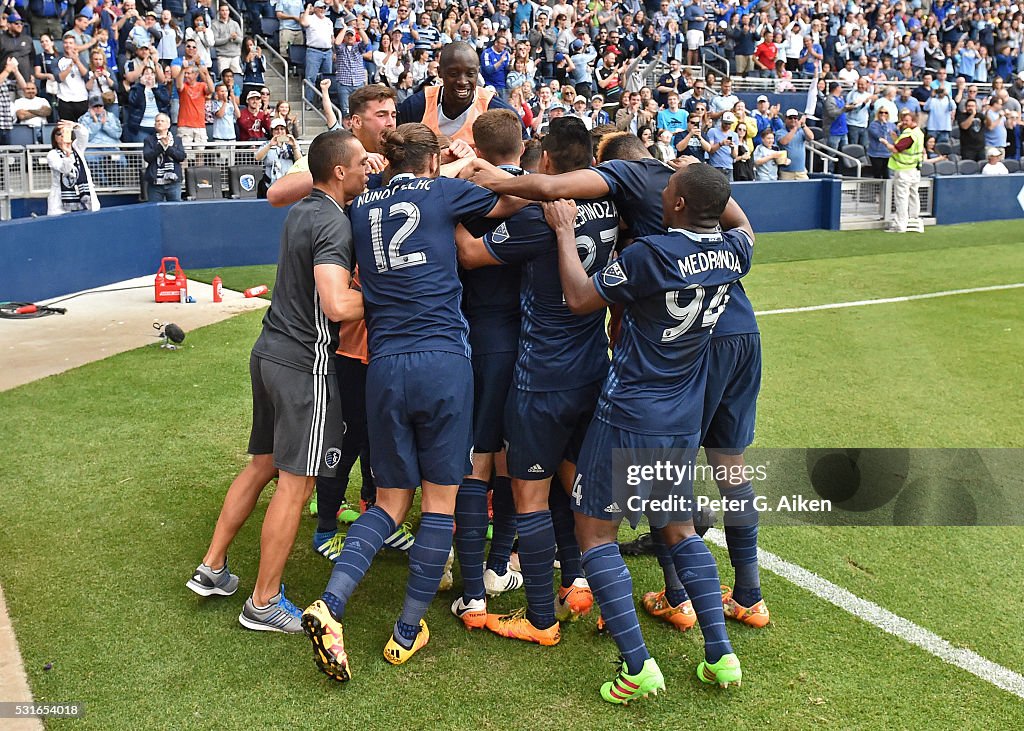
left=592, top=227, right=754, bottom=435
left=350, top=173, right=499, bottom=360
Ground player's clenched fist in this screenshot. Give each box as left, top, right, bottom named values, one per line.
left=541, top=199, right=578, bottom=232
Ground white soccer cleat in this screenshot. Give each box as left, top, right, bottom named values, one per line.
left=438, top=548, right=455, bottom=592
left=483, top=566, right=524, bottom=597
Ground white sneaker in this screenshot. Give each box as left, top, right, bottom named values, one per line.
left=438, top=548, right=455, bottom=592
left=483, top=567, right=524, bottom=597
left=450, top=596, right=487, bottom=629
left=506, top=551, right=558, bottom=574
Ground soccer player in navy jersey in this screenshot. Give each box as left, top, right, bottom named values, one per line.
left=301, top=124, right=525, bottom=679
left=456, top=116, right=620, bottom=646
left=447, top=110, right=529, bottom=631
left=472, top=132, right=771, bottom=631
left=547, top=160, right=754, bottom=703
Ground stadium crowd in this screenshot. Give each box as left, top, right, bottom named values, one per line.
left=1, top=0, right=1023, bottom=212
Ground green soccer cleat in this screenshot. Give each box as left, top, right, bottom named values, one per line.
left=697, top=653, right=742, bottom=688
left=600, top=658, right=666, bottom=705
left=337, top=502, right=360, bottom=524
left=309, top=493, right=318, bottom=517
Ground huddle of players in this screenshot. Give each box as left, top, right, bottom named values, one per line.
left=293, top=106, right=770, bottom=703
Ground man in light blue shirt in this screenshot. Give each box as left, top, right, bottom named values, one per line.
left=923, top=85, right=955, bottom=143
left=656, top=91, right=688, bottom=137
left=705, top=111, right=738, bottom=179
left=845, top=77, right=875, bottom=148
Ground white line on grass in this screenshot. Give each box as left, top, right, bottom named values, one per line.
left=755, top=282, right=1024, bottom=316
left=703, top=528, right=1024, bottom=700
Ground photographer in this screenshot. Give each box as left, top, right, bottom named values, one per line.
left=254, top=117, right=302, bottom=197
left=674, top=102, right=708, bottom=161
left=143, top=113, right=186, bottom=202
left=47, top=121, right=99, bottom=216
left=124, top=65, right=170, bottom=142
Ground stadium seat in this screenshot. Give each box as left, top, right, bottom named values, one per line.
left=935, top=142, right=953, bottom=156
left=39, top=123, right=58, bottom=143
left=1005, top=159, right=1021, bottom=173
left=947, top=153, right=960, bottom=163
left=185, top=166, right=224, bottom=200
left=957, top=159, right=980, bottom=175
left=288, top=44, right=306, bottom=71
left=841, top=144, right=866, bottom=159
left=8, top=125, right=37, bottom=146
left=921, top=161, right=935, bottom=177
left=228, top=165, right=262, bottom=199
left=934, top=160, right=957, bottom=176
left=260, top=17, right=279, bottom=38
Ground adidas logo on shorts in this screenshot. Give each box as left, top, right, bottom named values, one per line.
left=604, top=503, right=622, bottom=513
left=528, top=464, right=544, bottom=473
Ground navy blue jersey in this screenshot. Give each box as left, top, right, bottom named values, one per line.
left=351, top=174, right=499, bottom=360
left=594, top=157, right=759, bottom=338
left=484, top=197, right=619, bottom=392
left=592, top=227, right=754, bottom=435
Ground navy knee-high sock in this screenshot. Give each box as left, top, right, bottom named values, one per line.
left=721, top=481, right=761, bottom=607
left=486, top=476, right=516, bottom=573
left=357, top=448, right=375, bottom=505
left=653, top=531, right=689, bottom=607
left=395, top=512, right=455, bottom=647
left=669, top=534, right=733, bottom=664
left=455, top=478, right=489, bottom=601
left=316, top=454, right=355, bottom=533
left=582, top=544, right=650, bottom=675
left=549, top=482, right=582, bottom=588
left=323, top=505, right=395, bottom=620
left=516, top=510, right=557, bottom=629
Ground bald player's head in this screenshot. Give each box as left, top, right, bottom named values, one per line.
left=438, top=42, right=480, bottom=108
left=662, top=163, right=732, bottom=230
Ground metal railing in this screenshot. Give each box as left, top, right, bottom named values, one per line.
left=807, top=138, right=863, bottom=177
left=839, top=176, right=934, bottom=228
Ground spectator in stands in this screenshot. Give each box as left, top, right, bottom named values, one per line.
left=923, top=84, right=955, bottom=144
left=143, top=112, right=186, bottom=201
left=77, top=99, right=122, bottom=181
left=299, top=7, right=334, bottom=103
left=156, top=11, right=183, bottom=66
left=220, top=68, right=242, bottom=101
left=254, top=116, right=302, bottom=195
left=753, top=129, right=785, bottom=181
left=47, top=120, right=99, bottom=215
left=57, top=36, right=90, bottom=122
left=1005, top=111, right=1023, bottom=161
left=706, top=111, right=738, bottom=180
left=274, top=0, right=305, bottom=56
left=614, top=90, right=650, bottom=134
left=683, top=0, right=706, bottom=66
left=985, top=96, right=1008, bottom=151
left=594, top=49, right=623, bottom=104
left=12, top=82, right=51, bottom=139
left=636, top=124, right=653, bottom=151
left=212, top=3, right=242, bottom=75
left=27, top=1, right=64, bottom=42
left=674, top=101, right=707, bottom=161
left=394, top=70, right=415, bottom=103
left=124, top=65, right=170, bottom=142
left=923, top=135, right=948, bottom=163
left=177, top=64, right=214, bottom=146
left=210, top=82, right=239, bottom=141
left=85, top=49, right=117, bottom=110
left=34, top=34, right=61, bottom=107
left=957, top=98, right=986, bottom=161
left=585, top=92, right=609, bottom=128
left=372, top=33, right=404, bottom=87
left=896, top=84, right=921, bottom=117
left=709, top=75, right=738, bottom=120
left=507, top=83, right=534, bottom=129
left=777, top=108, right=812, bottom=180
left=185, top=14, right=215, bottom=68
left=1, top=13, right=33, bottom=82
left=824, top=81, right=852, bottom=150
left=238, top=88, right=270, bottom=140
left=481, top=33, right=511, bottom=100
left=656, top=90, right=687, bottom=137
left=752, top=95, right=783, bottom=145
left=127, top=12, right=161, bottom=60
left=0, top=56, right=25, bottom=144
left=732, top=122, right=754, bottom=180
left=981, top=146, right=1008, bottom=175
left=845, top=77, right=876, bottom=148
left=272, top=101, right=298, bottom=138
left=66, top=13, right=98, bottom=66
left=655, top=57, right=685, bottom=106
left=867, top=107, right=898, bottom=179
left=333, top=21, right=369, bottom=116
left=240, top=37, right=265, bottom=100
left=729, top=15, right=758, bottom=78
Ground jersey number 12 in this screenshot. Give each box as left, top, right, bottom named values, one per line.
left=369, top=202, right=426, bottom=273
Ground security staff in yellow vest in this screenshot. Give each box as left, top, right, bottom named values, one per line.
left=883, top=109, right=925, bottom=233
left=396, top=42, right=525, bottom=155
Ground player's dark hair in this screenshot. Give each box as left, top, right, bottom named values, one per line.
left=590, top=123, right=617, bottom=157
left=349, top=83, right=397, bottom=118
left=540, top=116, right=592, bottom=173
left=382, top=123, right=440, bottom=174
left=520, top=138, right=543, bottom=172
left=673, top=163, right=732, bottom=223
left=596, top=131, right=650, bottom=163
left=308, top=130, right=360, bottom=184
left=472, top=109, right=524, bottom=162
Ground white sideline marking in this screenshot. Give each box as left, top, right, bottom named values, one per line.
left=704, top=528, right=1024, bottom=700
left=755, top=283, right=1024, bottom=316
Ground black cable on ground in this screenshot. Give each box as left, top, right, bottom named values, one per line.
left=0, top=285, right=152, bottom=320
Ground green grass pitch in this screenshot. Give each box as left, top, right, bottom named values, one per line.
left=1, top=221, right=1023, bottom=729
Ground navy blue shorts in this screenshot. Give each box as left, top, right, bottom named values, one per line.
left=702, top=333, right=762, bottom=452
left=472, top=350, right=515, bottom=453
left=366, top=351, right=473, bottom=488
left=572, top=419, right=701, bottom=530
left=505, top=381, right=601, bottom=481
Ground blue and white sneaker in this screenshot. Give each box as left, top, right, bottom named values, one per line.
left=186, top=559, right=239, bottom=597
left=238, top=584, right=303, bottom=633
left=313, top=530, right=346, bottom=562
left=384, top=522, right=415, bottom=551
